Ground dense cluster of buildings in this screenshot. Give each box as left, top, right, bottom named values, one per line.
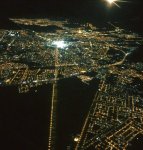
left=0, top=19, right=142, bottom=93
left=0, top=19, right=143, bottom=149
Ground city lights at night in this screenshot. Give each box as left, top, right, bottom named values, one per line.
left=0, top=0, right=143, bottom=150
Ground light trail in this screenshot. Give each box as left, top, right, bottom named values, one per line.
left=48, top=82, right=58, bottom=150
left=75, top=92, right=99, bottom=150
left=48, top=48, right=59, bottom=150
left=0, top=31, right=7, bottom=42
left=108, top=52, right=129, bottom=67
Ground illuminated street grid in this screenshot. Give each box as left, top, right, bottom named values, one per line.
left=75, top=80, right=143, bottom=150
left=0, top=19, right=143, bottom=149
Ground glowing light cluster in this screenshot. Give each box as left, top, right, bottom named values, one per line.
left=74, top=137, right=80, bottom=142
left=52, top=40, right=67, bottom=49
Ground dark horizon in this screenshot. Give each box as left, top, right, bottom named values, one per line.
left=0, top=0, right=143, bottom=20
left=0, top=0, right=143, bottom=33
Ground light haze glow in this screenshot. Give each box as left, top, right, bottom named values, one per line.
left=52, top=40, right=67, bottom=48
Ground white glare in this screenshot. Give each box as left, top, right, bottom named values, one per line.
left=105, top=0, right=120, bottom=8
left=106, top=0, right=116, bottom=4
left=52, top=41, right=67, bottom=48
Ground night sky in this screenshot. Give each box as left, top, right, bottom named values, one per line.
left=0, top=0, right=143, bottom=20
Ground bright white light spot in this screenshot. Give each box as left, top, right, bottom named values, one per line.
left=78, top=29, right=82, bottom=34
left=33, top=80, right=38, bottom=83
left=105, top=0, right=121, bottom=7
left=52, top=40, right=67, bottom=49
left=74, top=137, right=79, bottom=142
